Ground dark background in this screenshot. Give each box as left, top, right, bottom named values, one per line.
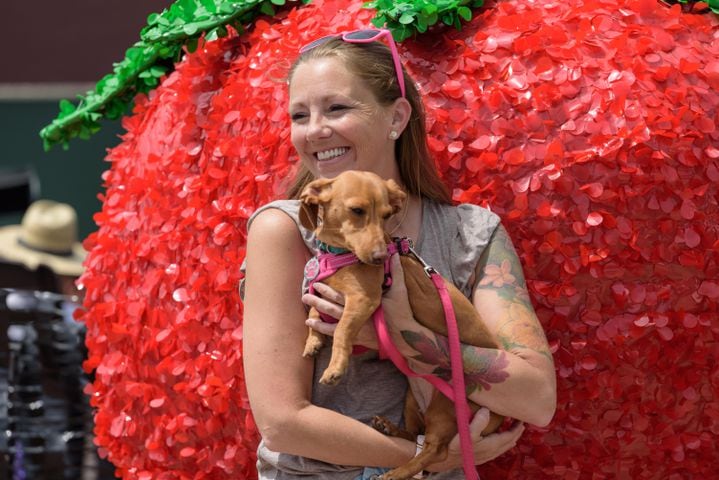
left=0, top=0, right=171, bottom=238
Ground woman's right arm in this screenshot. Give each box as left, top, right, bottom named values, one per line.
left=242, top=208, right=416, bottom=467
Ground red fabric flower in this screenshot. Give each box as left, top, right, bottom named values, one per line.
left=79, top=0, right=719, bottom=477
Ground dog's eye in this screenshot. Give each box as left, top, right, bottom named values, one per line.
left=350, top=207, right=365, bottom=216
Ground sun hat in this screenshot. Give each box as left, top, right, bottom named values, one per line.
left=0, top=200, right=86, bottom=276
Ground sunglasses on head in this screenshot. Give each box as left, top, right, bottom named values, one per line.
left=299, top=28, right=406, bottom=98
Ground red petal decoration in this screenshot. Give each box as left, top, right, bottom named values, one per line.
left=586, top=212, right=604, bottom=226
left=698, top=281, right=719, bottom=299
left=78, top=0, right=719, bottom=478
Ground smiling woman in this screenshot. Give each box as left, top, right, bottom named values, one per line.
left=288, top=56, right=407, bottom=181
left=241, top=31, right=555, bottom=480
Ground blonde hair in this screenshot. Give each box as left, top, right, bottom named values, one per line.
left=286, top=38, right=451, bottom=204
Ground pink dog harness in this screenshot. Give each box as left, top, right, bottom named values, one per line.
left=303, top=238, right=479, bottom=480
left=304, top=238, right=409, bottom=299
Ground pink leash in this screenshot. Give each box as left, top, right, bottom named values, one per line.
left=373, top=249, right=478, bottom=480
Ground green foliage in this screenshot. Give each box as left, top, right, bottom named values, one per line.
left=668, top=0, right=719, bottom=13
left=366, top=0, right=485, bottom=41
left=701, top=0, right=718, bottom=14
left=40, top=40, right=183, bottom=151
left=41, top=0, right=486, bottom=150
left=40, top=0, right=302, bottom=150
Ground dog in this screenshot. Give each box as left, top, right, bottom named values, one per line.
left=299, top=170, right=503, bottom=480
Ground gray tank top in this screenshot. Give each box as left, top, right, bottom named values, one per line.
left=242, top=198, right=500, bottom=479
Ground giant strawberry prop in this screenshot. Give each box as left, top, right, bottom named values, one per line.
left=66, top=0, right=719, bottom=478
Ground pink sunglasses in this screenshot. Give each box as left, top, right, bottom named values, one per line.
left=299, top=28, right=406, bottom=98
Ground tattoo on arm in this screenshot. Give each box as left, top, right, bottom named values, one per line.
left=393, top=226, right=552, bottom=394
left=401, top=330, right=509, bottom=395
left=475, top=226, right=553, bottom=361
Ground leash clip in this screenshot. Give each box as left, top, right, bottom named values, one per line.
left=423, top=265, right=437, bottom=277
left=406, top=245, right=436, bottom=277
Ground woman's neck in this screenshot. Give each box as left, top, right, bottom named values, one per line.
left=387, top=194, right=423, bottom=241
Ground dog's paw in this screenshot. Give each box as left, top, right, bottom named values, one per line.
left=302, top=339, right=324, bottom=357
left=319, top=368, right=344, bottom=385
left=302, top=335, right=324, bottom=357
left=302, top=346, right=320, bottom=358
left=371, top=416, right=399, bottom=436
left=377, top=471, right=403, bottom=480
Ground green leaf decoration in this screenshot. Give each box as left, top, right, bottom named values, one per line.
left=260, top=2, right=276, bottom=15
left=38, top=0, right=719, bottom=150
left=662, top=0, right=719, bottom=13
left=41, top=0, right=290, bottom=151
left=457, top=5, right=472, bottom=21
left=364, top=0, right=485, bottom=40
left=704, top=0, right=719, bottom=12
left=399, top=12, right=415, bottom=24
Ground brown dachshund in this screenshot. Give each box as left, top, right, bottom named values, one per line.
left=299, top=170, right=503, bottom=480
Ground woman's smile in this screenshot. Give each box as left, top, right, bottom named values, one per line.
left=311, top=146, right=353, bottom=175
left=315, top=147, right=349, bottom=161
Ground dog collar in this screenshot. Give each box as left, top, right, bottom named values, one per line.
left=304, top=236, right=414, bottom=307
left=317, top=240, right=350, bottom=255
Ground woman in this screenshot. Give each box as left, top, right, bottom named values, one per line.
left=242, top=30, right=556, bottom=479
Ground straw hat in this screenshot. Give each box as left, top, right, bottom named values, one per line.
left=0, top=200, right=86, bottom=276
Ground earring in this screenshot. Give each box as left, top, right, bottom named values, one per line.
left=389, top=130, right=399, bottom=140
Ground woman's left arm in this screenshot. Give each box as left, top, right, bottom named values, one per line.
left=467, top=224, right=556, bottom=426
left=382, top=224, right=556, bottom=427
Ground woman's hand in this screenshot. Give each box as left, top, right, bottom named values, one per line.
left=302, top=283, right=378, bottom=350
left=426, top=408, right=525, bottom=472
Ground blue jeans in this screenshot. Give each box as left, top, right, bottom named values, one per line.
left=355, top=467, right=389, bottom=479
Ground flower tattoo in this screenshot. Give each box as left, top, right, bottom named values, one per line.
left=479, top=259, right=516, bottom=288
left=401, top=330, right=510, bottom=394
left=475, top=225, right=553, bottom=360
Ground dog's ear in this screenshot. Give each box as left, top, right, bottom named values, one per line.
left=299, top=178, right=334, bottom=230
left=298, top=203, right=319, bottom=231
left=385, top=179, right=407, bottom=215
